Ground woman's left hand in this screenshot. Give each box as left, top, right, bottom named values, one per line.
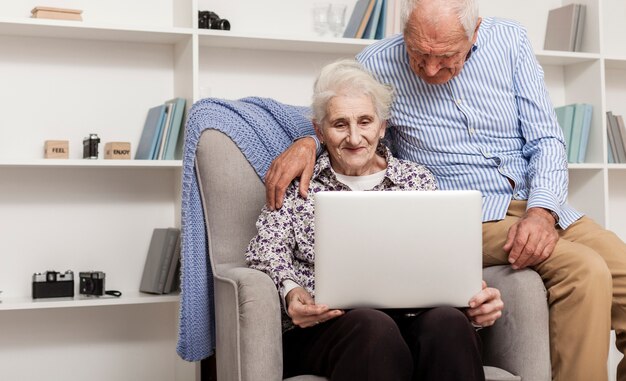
left=465, top=281, right=503, bottom=328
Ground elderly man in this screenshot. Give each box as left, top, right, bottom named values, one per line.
left=264, top=1, right=626, bottom=380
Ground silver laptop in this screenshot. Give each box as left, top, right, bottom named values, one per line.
left=314, top=190, right=483, bottom=309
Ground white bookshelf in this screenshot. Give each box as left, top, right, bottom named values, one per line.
left=1, top=0, right=625, bottom=380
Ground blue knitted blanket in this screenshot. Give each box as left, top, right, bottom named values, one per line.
left=177, top=97, right=313, bottom=361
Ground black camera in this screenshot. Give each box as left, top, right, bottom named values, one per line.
left=83, top=133, right=100, bottom=159
left=32, top=270, right=74, bottom=299
left=79, top=271, right=106, bottom=296
left=198, top=11, right=230, bottom=30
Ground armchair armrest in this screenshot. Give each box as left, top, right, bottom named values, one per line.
left=481, top=266, right=551, bottom=381
left=214, top=264, right=284, bottom=381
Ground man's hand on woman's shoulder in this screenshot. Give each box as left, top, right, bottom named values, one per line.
left=265, top=137, right=317, bottom=210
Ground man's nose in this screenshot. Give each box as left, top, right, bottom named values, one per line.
left=422, top=58, right=441, bottom=76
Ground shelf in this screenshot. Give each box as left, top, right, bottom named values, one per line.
left=0, top=17, right=192, bottom=44
left=568, top=163, right=606, bottom=170
left=0, top=291, right=179, bottom=311
left=198, top=29, right=375, bottom=54
left=0, top=159, right=182, bottom=168
left=535, top=50, right=601, bottom=66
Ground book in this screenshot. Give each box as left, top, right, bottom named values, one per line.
left=576, top=103, right=593, bottom=163
left=555, top=104, right=575, bottom=150
left=343, top=0, right=376, bottom=38
left=616, top=115, right=626, bottom=164
left=544, top=4, right=586, bottom=52
left=363, top=0, right=384, bottom=39
left=156, top=103, right=174, bottom=159
left=163, top=234, right=181, bottom=293
left=135, top=105, right=167, bottom=160
left=31, top=6, right=83, bottom=21
left=607, top=112, right=623, bottom=163
left=374, top=0, right=387, bottom=40
left=162, top=97, right=186, bottom=160
left=568, top=103, right=592, bottom=163
left=139, top=227, right=180, bottom=294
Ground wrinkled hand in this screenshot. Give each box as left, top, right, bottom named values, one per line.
left=466, top=281, right=503, bottom=328
left=286, top=287, right=344, bottom=328
left=265, top=137, right=317, bottom=210
left=504, top=207, right=558, bottom=270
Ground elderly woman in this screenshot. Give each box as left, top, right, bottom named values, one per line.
left=245, top=59, right=503, bottom=381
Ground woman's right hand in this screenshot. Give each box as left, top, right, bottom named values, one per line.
left=286, top=287, right=344, bottom=328
left=265, top=137, right=317, bottom=210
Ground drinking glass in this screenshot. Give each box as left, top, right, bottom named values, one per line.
left=327, top=4, right=347, bottom=38
left=312, top=3, right=331, bottom=37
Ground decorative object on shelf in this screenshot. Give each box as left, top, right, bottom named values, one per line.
left=104, top=142, right=131, bottom=160
left=312, top=2, right=331, bottom=37
left=79, top=271, right=122, bottom=297
left=82, top=133, right=100, bottom=159
left=31, top=6, right=83, bottom=21
left=44, top=140, right=69, bottom=159
left=32, top=270, right=74, bottom=299
left=198, top=11, right=230, bottom=30
left=544, top=3, right=586, bottom=52
left=140, top=227, right=181, bottom=295
left=555, top=103, right=592, bottom=163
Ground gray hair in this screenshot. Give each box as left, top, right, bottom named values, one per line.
left=400, top=0, right=479, bottom=39
left=311, top=59, right=394, bottom=125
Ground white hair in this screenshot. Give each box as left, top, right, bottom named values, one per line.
left=400, top=0, right=479, bottom=39
left=311, top=59, right=394, bottom=125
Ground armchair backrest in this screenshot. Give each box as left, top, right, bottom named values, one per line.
left=195, top=129, right=266, bottom=269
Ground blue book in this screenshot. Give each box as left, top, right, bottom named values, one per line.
left=374, top=0, right=387, bottom=40
left=135, top=104, right=166, bottom=160
left=576, top=103, right=593, bottom=163
left=343, top=0, right=372, bottom=38
left=363, top=0, right=383, bottom=39
left=568, top=103, right=592, bottom=163
left=555, top=104, right=575, bottom=153
left=162, top=98, right=187, bottom=160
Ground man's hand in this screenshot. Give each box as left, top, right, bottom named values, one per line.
left=466, top=281, right=503, bottom=328
left=285, top=287, right=344, bottom=328
left=265, top=137, right=317, bottom=210
left=503, top=207, right=559, bottom=270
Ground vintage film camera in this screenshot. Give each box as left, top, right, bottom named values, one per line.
left=79, top=271, right=106, bottom=296
left=198, top=11, right=230, bottom=30
left=32, top=270, right=74, bottom=299
left=83, top=133, right=100, bottom=159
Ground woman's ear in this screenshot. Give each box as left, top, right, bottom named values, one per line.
left=313, top=121, right=324, bottom=144
left=379, top=120, right=387, bottom=139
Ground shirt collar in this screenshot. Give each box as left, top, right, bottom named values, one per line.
left=312, top=144, right=406, bottom=187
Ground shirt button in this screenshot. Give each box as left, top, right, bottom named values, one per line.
left=456, top=99, right=462, bottom=105
left=469, top=128, right=475, bottom=134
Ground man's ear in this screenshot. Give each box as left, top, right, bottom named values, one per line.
left=313, top=121, right=324, bottom=143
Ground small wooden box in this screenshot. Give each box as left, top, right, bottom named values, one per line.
left=44, top=140, right=69, bottom=159
left=31, top=6, right=83, bottom=21
left=104, top=142, right=131, bottom=160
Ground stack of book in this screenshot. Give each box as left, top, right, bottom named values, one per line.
left=139, top=228, right=181, bottom=295
left=135, top=98, right=186, bottom=160
left=343, top=0, right=402, bottom=40
left=544, top=3, right=586, bottom=52
left=554, top=103, right=593, bottom=163
left=607, top=111, right=626, bottom=163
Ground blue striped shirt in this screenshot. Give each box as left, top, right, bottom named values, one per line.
left=356, top=17, right=583, bottom=229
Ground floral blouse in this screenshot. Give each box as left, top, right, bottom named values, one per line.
left=245, top=144, right=437, bottom=330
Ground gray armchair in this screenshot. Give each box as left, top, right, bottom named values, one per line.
left=195, top=129, right=551, bottom=381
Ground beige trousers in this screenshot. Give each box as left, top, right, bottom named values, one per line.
left=482, top=200, right=626, bottom=381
